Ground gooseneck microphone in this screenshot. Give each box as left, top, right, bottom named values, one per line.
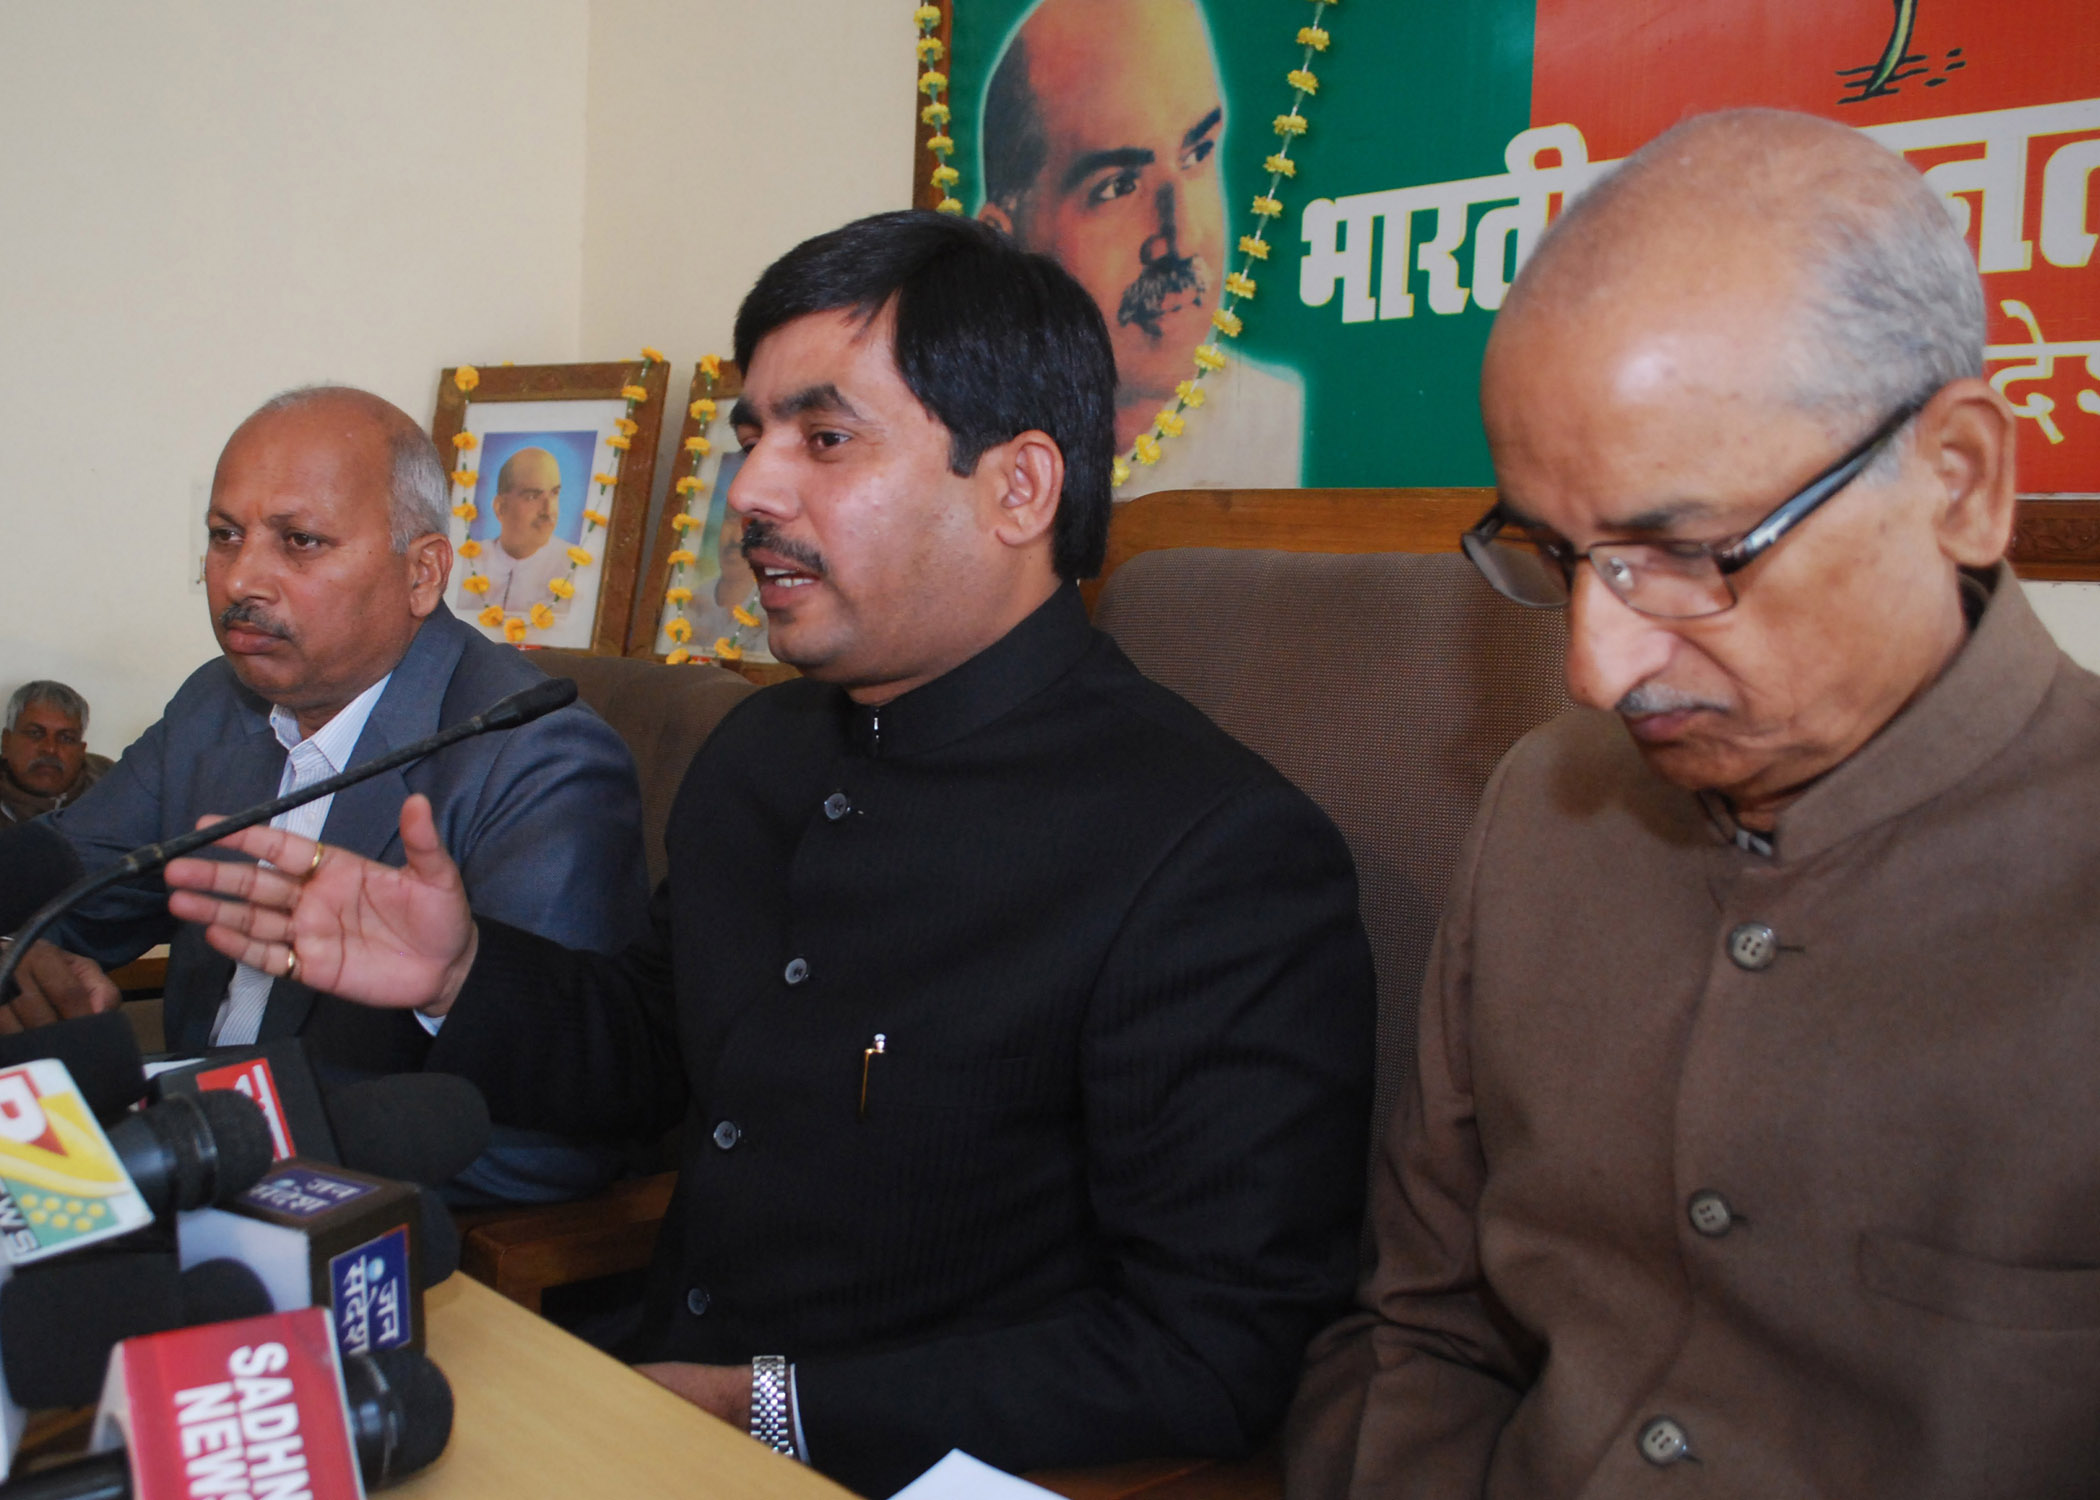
left=0, top=677, right=578, bottom=1000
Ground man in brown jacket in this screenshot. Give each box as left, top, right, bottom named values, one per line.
left=1287, top=108, right=2100, bottom=1497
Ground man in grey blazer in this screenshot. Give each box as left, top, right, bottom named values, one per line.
left=9, top=386, right=649, bottom=1203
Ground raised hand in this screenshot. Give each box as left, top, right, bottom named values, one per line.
left=163, top=793, right=478, bottom=1017
left=0, top=943, right=120, bottom=1034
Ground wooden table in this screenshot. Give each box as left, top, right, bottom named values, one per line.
left=396, top=1274, right=853, bottom=1500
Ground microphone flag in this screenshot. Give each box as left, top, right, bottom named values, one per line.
left=178, top=1162, right=426, bottom=1361
left=92, top=1306, right=366, bottom=1500
left=0, top=1060, right=152, bottom=1264
left=156, top=1043, right=337, bottom=1167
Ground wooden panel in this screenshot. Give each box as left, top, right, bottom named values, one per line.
left=2009, top=497, right=2100, bottom=581
left=1088, top=489, right=2100, bottom=604
left=394, top=1275, right=850, bottom=1500
left=460, top=1171, right=675, bottom=1315
left=1085, top=488, right=1490, bottom=609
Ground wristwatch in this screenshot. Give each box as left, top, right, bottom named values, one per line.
left=750, top=1355, right=795, bottom=1455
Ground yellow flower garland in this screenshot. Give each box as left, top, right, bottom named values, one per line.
left=451, top=349, right=665, bottom=641
left=916, top=5, right=962, bottom=214
left=1110, top=0, right=1339, bottom=491
left=655, top=358, right=766, bottom=667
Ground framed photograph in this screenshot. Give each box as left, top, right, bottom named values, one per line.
left=431, top=360, right=670, bottom=655
left=632, top=361, right=779, bottom=665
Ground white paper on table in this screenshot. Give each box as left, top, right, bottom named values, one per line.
left=887, top=1449, right=1062, bottom=1500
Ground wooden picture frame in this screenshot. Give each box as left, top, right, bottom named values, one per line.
left=431, top=360, right=670, bottom=656
left=629, top=360, right=774, bottom=668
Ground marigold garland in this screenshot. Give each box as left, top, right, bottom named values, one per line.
left=450, top=351, right=664, bottom=642
left=916, top=6, right=963, bottom=214
left=657, top=358, right=766, bottom=667
left=1111, top=0, right=1337, bottom=491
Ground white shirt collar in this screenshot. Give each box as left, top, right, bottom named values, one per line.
left=268, top=673, right=392, bottom=772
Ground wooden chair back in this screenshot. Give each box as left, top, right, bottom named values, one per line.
left=1089, top=487, right=1569, bottom=1136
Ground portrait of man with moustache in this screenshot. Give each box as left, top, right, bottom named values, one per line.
left=977, top=0, right=1304, bottom=497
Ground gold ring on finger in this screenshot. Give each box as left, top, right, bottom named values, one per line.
left=308, top=844, right=327, bottom=877
left=283, top=947, right=299, bottom=982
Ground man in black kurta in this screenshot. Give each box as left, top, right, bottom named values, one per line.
left=437, top=579, right=1370, bottom=1489
left=162, top=211, right=1374, bottom=1496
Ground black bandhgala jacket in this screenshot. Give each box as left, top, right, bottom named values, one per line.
left=431, top=584, right=1375, bottom=1496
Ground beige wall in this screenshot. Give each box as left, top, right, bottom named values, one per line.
left=580, top=0, right=915, bottom=365
left=0, top=0, right=914, bottom=754
left=0, top=1, right=594, bottom=751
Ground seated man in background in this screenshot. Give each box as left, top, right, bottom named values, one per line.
left=166, top=212, right=1375, bottom=1496
left=0, top=681, right=110, bottom=824
left=11, top=386, right=650, bottom=1205
left=1288, top=109, right=2100, bottom=1498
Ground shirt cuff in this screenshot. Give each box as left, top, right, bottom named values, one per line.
left=788, top=1364, right=810, bottom=1464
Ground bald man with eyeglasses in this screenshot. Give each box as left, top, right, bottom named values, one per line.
left=1286, top=109, right=2100, bottom=1500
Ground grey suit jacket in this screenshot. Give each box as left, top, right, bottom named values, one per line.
left=51, top=604, right=650, bottom=1073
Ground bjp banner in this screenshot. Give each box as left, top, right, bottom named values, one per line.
left=942, top=0, right=2099, bottom=494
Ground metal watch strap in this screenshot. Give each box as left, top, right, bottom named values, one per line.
left=750, top=1355, right=794, bottom=1455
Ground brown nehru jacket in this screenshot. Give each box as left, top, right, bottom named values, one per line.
left=1288, top=568, right=2100, bottom=1497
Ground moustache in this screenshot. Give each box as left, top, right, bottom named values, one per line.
left=27, top=757, right=65, bottom=775
left=218, top=601, right=294, bottom=642
left=740, top=518, right=826, bottom=578
left=1616, top=683, right=1728, bottom=717
left=1116, top=254, right=1209, bottom=340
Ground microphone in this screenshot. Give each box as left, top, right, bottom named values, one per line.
left=0, top=1013, right=146, bottom=1124
left=0, top=676, right=580, bottom=993
left=155, top=1043, right=493, bottom=1185
left=0, top=824, right=82, bottom=939
left=106, top=1091, right=275, bottom=1218
left=177, top=1160, right=445, bottom=1361
left=0, top=1252, right=272, bottom=1410
left=15, top=1309, right=452, bottom=1498
left=0, top=1059, right=267, bottom=1267
left=319, top=1075, right=491, bottom=1188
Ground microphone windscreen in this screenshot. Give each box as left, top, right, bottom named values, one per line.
left=179, top=1256, right=274, bottom=1322
left=189, top=1088, right=275, bottom=1206
left=416, top=1188, right=461, bottom=1284
left=323, top=1074, right=492, bottom=1187
left=346, top=1347, right=455, bottom=1486
left=0, top=1011, right=146, bottom=1124
left=2, top=1252, right=183, bottom=1408
left=0, top=820, right=84, bottom=936
left=478, top=676, right=577, bottom=731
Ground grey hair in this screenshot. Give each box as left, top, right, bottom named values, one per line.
left=6, top=681, right=89, bottom=734
left=249, top=386, right=449, bottom=550
left=1523, top=109, right=1985, bottom=478
left=1786, top=155, right=1985, bottom=477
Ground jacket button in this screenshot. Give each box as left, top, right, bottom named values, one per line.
left=712, top=1120, right=742, bottom=1150
left=686, top=1286, right=711, bottom=1316
left=1638, top=1416, right=1690, bottom=1465
left=823, top=792, right=851, bottom=821
left=1727, top=922, right=1778, bottom=970
left=1687, top=1191, right=1734, bottom=1237
left=783, top=957, right=809, bottom=985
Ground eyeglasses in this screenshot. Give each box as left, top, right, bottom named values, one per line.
left=1462, top=394, right=1931, bottom=620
